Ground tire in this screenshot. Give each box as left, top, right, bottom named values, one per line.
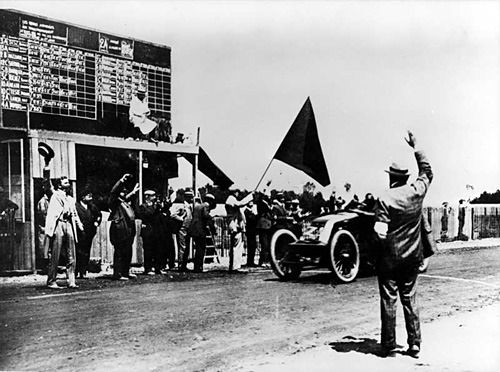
left=328, top=229, right=360, bottom=283
left=418, top=257, right=430, bottom=273
left=269, top=229, right=301, bottom=281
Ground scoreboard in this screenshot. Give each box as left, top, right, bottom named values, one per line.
left=0, top=9, right=171, bottom=136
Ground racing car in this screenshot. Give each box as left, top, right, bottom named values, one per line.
left=269, top=209, right=430, bottom=283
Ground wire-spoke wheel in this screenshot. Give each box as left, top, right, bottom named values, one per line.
left=270, top=229, right=301, bottom=281
left=328, top=229, right=360, bottom=283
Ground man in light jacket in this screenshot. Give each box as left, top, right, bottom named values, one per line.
left=44, top=168, right=83, bottom=289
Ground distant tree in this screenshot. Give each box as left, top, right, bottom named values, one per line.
left=470, top=190, right=500, bottom=204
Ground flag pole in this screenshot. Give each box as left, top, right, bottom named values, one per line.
left=254, top=157, right=274, bottom=191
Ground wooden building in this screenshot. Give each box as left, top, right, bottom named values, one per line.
left=0, top=9, right=204, bottom=273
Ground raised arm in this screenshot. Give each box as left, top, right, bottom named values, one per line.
left=406, top=131, right=433, bottom=196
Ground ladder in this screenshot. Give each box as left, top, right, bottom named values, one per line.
left=204, top=233, right=220, bottom=264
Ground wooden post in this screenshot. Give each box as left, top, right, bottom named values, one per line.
left=192, top=127, right=200, bottom=198
left=138, top=150, right=143, bottom=205
left=29, top=139, right=36, bottom=273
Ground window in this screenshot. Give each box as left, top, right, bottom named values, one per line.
left=0, top=139, right=25, bottom=221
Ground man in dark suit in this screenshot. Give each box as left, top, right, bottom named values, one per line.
left=137, top=190, right=162, bottom=275
left=75, top=188, right=102, bottom=278
left=374, top=131, right=433, bottom=359
left=108, top=174, right=139, bottom=280
left=188, top=194, right=216, bottom=273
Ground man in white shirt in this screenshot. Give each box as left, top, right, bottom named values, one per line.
left=129, top=85, right=157, bottom=139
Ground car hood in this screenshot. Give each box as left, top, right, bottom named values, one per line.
left=311, top=211, right=359, bottom=225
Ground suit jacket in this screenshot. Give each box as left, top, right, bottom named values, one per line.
left=136, top=202, right=158, bottom=239
left=45, top=189, right=81, bottom=242
left=43, top=167, right=82, bottom=242
left=188, top=201, right=214, bottom=238
left=76, top=201, right=102, bottom=239
left=375, top=150, right=433, bottom=271
left=108, top=178, right=136, bottom=244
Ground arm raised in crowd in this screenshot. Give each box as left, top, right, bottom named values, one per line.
left=406, top=131, right=433, bottom=197
left=108, top=174, right=132, bottom=207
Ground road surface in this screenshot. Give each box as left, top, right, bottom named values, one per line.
left=1, top=245, right=499, bottom=371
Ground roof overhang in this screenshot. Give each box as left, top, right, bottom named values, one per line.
left=28, top=129, right=198, bottom=154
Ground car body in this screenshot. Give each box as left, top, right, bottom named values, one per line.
left=269, top=209, right=378, bottom=283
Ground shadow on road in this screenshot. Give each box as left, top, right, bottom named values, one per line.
left=329, top=336, right=403, bottom=358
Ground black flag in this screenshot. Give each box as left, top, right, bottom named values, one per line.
left=274, top=97, right=330, bottom=187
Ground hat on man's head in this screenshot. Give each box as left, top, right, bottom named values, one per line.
left=385, top=163, right=409, bottom=177
left=291, top=199, right=300, bottom=204
left=205, top=194, right=215, bottom=201
left=38, top=142, right=55, bottom=160
left=137, top=85, right=147, bottom=94
left=144, top=190, right=156, bottom=196
left=184, top=190, right=194, bottom=197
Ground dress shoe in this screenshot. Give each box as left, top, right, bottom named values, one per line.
left=47, top=283, right=62, bottom=289
left=407, top=344, right=420, bottom=358
left=68, top=284, right=79, bottom=288
left=118, top=276, right=129, bottom=281
left=381, top=347, right=397, bottom=358
left=127, top=273, right=137, bottom=279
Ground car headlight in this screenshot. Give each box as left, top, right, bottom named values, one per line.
left=301, top=222, right=325, bottom=241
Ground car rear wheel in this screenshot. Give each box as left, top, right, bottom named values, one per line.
left=270, top=229, right=301, bottom=281
left=328, top=229, right=360, bottom=283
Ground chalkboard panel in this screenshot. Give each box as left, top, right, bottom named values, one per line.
left=68, top=25, right=98, bottom=50
left=134, top=41, right=171, bottom=68
left=1, top=109, right=27, bottom=128
left=0, top=10, right=20, bottom=37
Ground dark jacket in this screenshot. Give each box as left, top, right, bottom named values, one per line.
left=76, top=201, right=102, bottom=240
left=108, top=179, right=136, bottom=244
left=375, top=150, right=433, bottom=271
left=188, top=201, right=214, bottom=238
left=136, top=203, right=158, bottom=239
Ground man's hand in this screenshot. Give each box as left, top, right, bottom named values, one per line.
left=405, top=130, right=417, bottom=149
left=121, top=173, right=132, bottom=183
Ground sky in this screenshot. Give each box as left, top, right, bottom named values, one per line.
left=3, top=0, right=500, bottom=206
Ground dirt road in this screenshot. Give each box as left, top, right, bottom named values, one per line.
left=1, top=246, right=499, bottom=371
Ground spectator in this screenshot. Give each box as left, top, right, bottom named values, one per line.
left=44, top=167, right=83, bottom=289
left=157, top=198, right=177, bottom=271
left=36, top=191, right=50, bottom=272
left=137, top=190, right=161, bottom=275
left=244, top=201, right=258, bottom=267
left=440, top=201, right=450, bottom=242
left=457, top=199, right=468, bottom=240
left=75, top=188, right=102, bottom=279
left=129, top=85, right=158, bottom=142
left=327, top=189, right=337, bottom=213
left=108, top=174, right=139, bottom=281
left=188, top=194, right=217, bottom=273
left=225, top=190, right=253, bottom=272
left=256, top=192, right=273, bottom=266
left=173, top=190, right=194, bottom=272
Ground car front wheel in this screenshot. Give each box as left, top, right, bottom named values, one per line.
left=269, top=229, right=301, bottom=281
left=328, top=229, right=360, bottom=283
